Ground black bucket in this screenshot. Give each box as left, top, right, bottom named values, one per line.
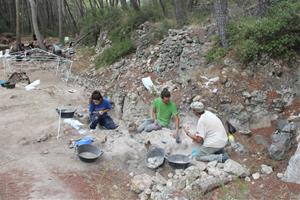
left=56, top=108, right=76, bottom=118
left=166, top=154, right=191, bottom=169
left=77, top=144, right=103, bottom=163
left=145, top=147, right=165, bottom=169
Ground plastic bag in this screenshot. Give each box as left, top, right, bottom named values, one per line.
left=142, top=77, right=154, bottom=91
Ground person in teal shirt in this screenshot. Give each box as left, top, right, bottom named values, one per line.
left=137, top=88, right=180, bottom=137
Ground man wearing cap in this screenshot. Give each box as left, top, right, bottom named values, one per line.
left=184, top=101, right=228, bottom=162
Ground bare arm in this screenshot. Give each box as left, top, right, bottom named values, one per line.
left=183, top=127, right=203, bottom=144
left=152, top=107, right=157, bottom=121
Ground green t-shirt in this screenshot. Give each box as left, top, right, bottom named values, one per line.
left=153, top=98, right=178, bottom=127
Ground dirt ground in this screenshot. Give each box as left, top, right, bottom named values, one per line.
left=0, top=67, right=139, bottom=200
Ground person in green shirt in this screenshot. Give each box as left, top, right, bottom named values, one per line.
left=137, top=88, right=180, bottom=137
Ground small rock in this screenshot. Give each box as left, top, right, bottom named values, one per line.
left=144, top=188, right=151, bottom=195
left=216, top=163, right=224, bottom=169
left=166, top=180, right=172, bottom=187
left=190, top=160, right=206, bottom=171
left=175, top=169, right=184, bottom=175
left=36, top=133, right=51, bottom=142
left=138, top=192, right=149, bottom=200
left=220, top=96, right=232, bottom=104
left=129, top=172, right=135, bottom=177
left=18, top=137, right=30, bottom=145
left=245, top=176, right=251, bottom=182
left=207, top=160, right=218, bottom=168
left=113, top=185, right=118, bottom=189
left=119, top=82, right=126, bottom=88
left=192, top=95, right=202, bottom=102
left=261, top=164, right=273, bottom=175
left=207, top=167, right=224, bottom=177
left=277, top=173, right=283, bottom=179
left=40, top=150, right=49, bottom=155
left=167, top=173, right=174, bottom=179
left=242, top=91, right=251, bottom=98
left=131, top=174, right=153, bottom=193
left=252, top=172, right=260, bottom=180
left=156, top=184, right=164, bottom=192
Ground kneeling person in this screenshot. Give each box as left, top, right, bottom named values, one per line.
left=89, top=90, right=118, bottom=130
left=137, top=88, right=179, bottom=136
left=184, top=101, right=228, bottom=162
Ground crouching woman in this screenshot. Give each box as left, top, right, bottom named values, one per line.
left=89, top=90, right=118, bottom=130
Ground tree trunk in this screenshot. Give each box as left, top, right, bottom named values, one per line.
left=64, top=0, right=78, bottom=31
left=257, top=0, right=271, bottom=17
left=26, top=0, right=32, bottom=33
left=58, top=0, right=63, bottom=44
left=159, top=0, right=166, bottom=16
left=120, top=0, right=127, bottom=9
left=130, top=0, right=140, bottom=11
left=174, top=0, right=187, bottom=27
left=214, top=0, right=228, bottom=48
left=75, top=0, right=85, bottom=17
left=98, top=0, right=104, bottom=8
left=28, top=0, right=46, bottom=50
left=16, top=0, right=21, bottom=50
left=187, top=0, right=193, bottom=12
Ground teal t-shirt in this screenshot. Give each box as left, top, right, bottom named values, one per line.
left=153, top=98, right=178, bottom=127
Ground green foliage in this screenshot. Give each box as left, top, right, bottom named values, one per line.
left=228, top=0, right=300, bottom=63
left=205, top=43, right=227, bottom=63
left=95, top=38, right=135, bottom=67
left=149, top=19, right=177, bottom=43
left=78, top=46, right=96, bottom=56
left=82, top=2, right=170, bottom=68
left=188, top=10, right=210, bottom=25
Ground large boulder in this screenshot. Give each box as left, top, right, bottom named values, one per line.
left=268, top=123, right=297, bottom=160
left=223, top=159, right=250, bottom=177
left=282, top=129, right=300, bottom=184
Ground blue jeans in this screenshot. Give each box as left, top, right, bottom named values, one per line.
left=137, top=118, right=176, bottom=133
left=89, top=114, right=118, bottom=130
left=137, top=119, right=162, bottom=133
left=192, top=146, right=226, bottom=162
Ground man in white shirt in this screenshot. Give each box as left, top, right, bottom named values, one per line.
left=184, top=101, right=228, bottom=162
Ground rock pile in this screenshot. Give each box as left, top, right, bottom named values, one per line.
left=153, top=29, right=202, bottom=77
left=131, top=159, right=250, bottom=200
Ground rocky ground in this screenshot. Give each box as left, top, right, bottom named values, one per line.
left=69, top=22, right=300, bottom=199
left=0, top=22, right=299, bottom=199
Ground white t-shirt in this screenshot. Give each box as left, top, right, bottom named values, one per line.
left=196, top=110, right=228, bottom=148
